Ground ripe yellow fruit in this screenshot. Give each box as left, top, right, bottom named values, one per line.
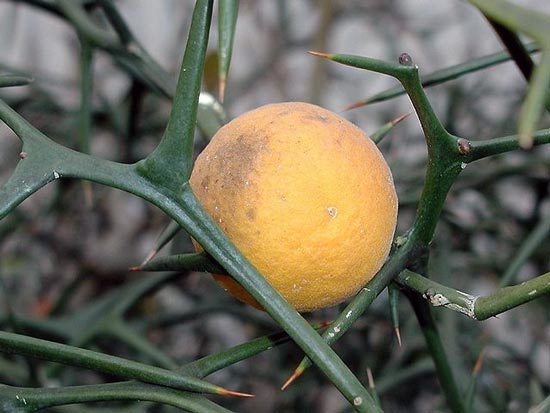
left=189, top=102, right=397, bottom=312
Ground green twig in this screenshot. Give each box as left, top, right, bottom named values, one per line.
left=0, top=382, right=234, bottom=413
left=369, top=112, right=411, bottom=144
left=0, top=75, right=33, bottom=88
left=500, top=211, right=550, bottom=286
left=529, top=394, right=550, bottom=413
left=104, top=319, right=177, bottom=370
left=397, top=270, right=550, bottom=320
left=78, top=36, right=93, bottom=155
left=388, top=283, right=401, bottom=346
left=140, top=0, right=212, bottom=186
left=346, top=42, right=540, bottom=108
left=217, top=0, right=238, bottom=102
left=468, top=129, right=550, bottom=162
left=98, top=0, right=134, bottom=46
left=0, top=331, right=243, bottom=396
left=56, top=0, right=121, bottom=52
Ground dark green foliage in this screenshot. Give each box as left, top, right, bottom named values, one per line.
left=0, top=1, right=549, bottom=412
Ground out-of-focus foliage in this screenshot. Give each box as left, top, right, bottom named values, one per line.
left=0, top=1, right=549, bottom=412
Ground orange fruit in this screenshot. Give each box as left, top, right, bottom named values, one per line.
left=189, top=102, right=398, bottom=312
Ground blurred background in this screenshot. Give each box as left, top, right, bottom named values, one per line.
left=0, top=1, right=549, bottom=412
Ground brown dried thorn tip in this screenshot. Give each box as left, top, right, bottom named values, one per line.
left=218, top=76, right=227, bottom=104
left=394, top=326, right=402, bottom=347
left=281, top=365, right=305, bottom=391
left=473, top=349, right=485, bottom=375
left=319, top=320, right=333, bottom=328
left=392, top=112, right=413, bottom=126
left=308, top=50, right=332, bottom=59
left=218, top=388, right=255, bottom=398
left=128, top=265, right=142, bottom=272
left=366, top=367, right=376, bottom=390
left=140, top=249, right=158, bottom=267
left=344, top=99, right=369, bottom=112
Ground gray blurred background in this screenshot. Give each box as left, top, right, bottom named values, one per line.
left=1, top=1, right=549, bottom=412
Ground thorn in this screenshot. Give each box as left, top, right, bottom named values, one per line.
left=308, top=50, right=332, bottom=59
left=391, top=111, right=412, bottom=126
left=343, top=99, right=369, bottom=112
left=281, top=364, right=305, bottom=391
left=140, top=249, right=158, bottom=267
left=31, top=295, right=54, bottom=318
left=217, top=388, right=255, bottom=398
left=128, top=265, right=142, bottom=272
left=318, top=320, right=333, bottom=328
left=394, top=326, right=402, bottom=347
left=473, top=349, right=485, bottom=376
left=218, top=76, right=226, bottom=104
left=83, top=181, right=93, bottom=208
left=519, top=132, right=534, bottom=150
left=366, top=367, right=376, bottom=390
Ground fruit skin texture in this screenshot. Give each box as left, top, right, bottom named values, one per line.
left=189, top=102, right=398, bottom=312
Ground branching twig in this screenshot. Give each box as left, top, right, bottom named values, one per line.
left=397, top=270, right=550, bottom=320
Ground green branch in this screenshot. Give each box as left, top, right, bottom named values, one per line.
left=217, top=0, right=239, bottom=102
left=0, top=382, right=233, bottom=413
left=468, top=128, right=550, bottom=162
left=0, top=75, right=33, bottom=88
left=397, top=270, right=550, bottom=320
left=0, top=331, right=241, bottom=396
left=500, top=212, right=550, bottom=287
left=346, top=42, right=539, bottom=107
left=140, top=0, right=213, bottom=186
left=56, top=0, right=121, bottom=52
left=0, top=324, right=310, bottom=411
